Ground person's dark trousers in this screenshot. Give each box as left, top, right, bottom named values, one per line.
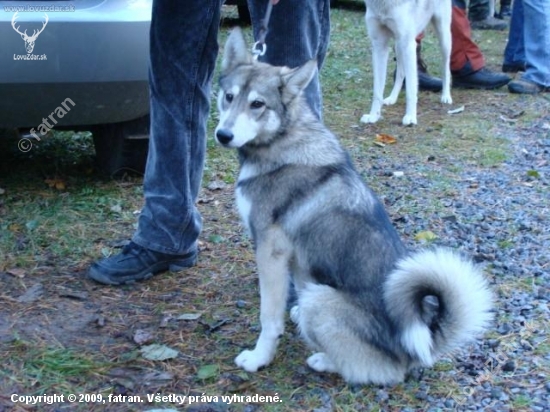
left=468, top=0, right=490, bottom=21
left=451, top=1, right=485, bottom=72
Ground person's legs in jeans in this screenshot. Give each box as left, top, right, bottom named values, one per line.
left=248, top=0, right=330, bottom=119
left=509, top=0, right=550, bottom=92
left=88, top=1, right=222, bottom=285
left=503, top=0, right=526, bottom=72
left=521, top=0, right=550, bottom=87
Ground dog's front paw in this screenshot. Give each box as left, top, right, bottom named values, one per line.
left=235, top=349, right=272, bottom=372
left=402, top=114, right=417, bottom=126
left=360, top=113, right=381, bottom=124
left=307, top=352, right=337, bottom=373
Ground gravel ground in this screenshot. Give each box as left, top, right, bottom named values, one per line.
left=359, top=113, right=550, bottom=411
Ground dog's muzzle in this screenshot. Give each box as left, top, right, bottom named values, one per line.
left=216, top=128, right=234, bottom=146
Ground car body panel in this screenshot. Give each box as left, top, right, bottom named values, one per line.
left=0, top=0, right=151, bottom=128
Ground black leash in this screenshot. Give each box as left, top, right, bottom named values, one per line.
left=252, top=0, right=273, bottom=59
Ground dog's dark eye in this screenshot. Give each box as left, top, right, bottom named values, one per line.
left=250, top=100, right=265, bottom=109
left=225, top=93, right=234, bottom=103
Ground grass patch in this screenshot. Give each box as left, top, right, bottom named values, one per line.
left=1, top=340, right=109, bottom=395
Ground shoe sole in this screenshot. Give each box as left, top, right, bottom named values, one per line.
left=452, top=80, right=510, bottom=90
left=87, top=253, right=197, bottom=286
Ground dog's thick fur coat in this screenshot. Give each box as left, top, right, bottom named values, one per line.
left=360, top=0, right=453, bottom=125
left=215, top=28, right=492, bottom=385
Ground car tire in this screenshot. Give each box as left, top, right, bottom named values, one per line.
left=91, top=115, right=150, bottom=177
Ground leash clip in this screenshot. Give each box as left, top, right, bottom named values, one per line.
left=251, top=41, right=267, bottom=60
left=251, top=0, right=273, bottom=60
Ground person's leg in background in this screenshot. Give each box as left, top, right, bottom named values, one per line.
left=417, top=0, right=510, bottom=91
left=497, top=0, right=512, bottom=18
left=248, top=0, right=331, bottom=119
left=502, top=0, right=526, bottom=73
left=468, top=0, right=507, bottom=30
left=508, top=0, right=550, bottom=93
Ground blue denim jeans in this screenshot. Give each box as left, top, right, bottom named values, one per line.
left=133, top=0, right=330, bottom=255
left=503, top=0, right=550, bottom=87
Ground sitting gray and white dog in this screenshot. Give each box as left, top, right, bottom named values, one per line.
left=214, top=28, right=492, bottom=384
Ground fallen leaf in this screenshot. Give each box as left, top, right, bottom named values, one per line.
left=208, top=234, right=225, bottom=244
left=197, top=364, right=219, bottom=380
left=7, top=268, right=26, bottom=278
left=414, top=230, right=438, bottom=242
left=44, top=178, right=66, bottom=190
left=375, top=133, right=397, bottom=144
left=25, top=220, right=39, bottom=231
left=8, top=224, right=22, bottom=232
left=140, top=344, right=179, bottom=361
left=133, top=329, right=154, bottom=345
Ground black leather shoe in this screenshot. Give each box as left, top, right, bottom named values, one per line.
left=502, top=62, right=526, bottom=73
left=470, top=16, right=507, bottom=30
left=88, top=241, right=197, bottom=285
left=498, top=5, right=512, bottom=18
left=452, top=68, right=511, bottom=90
left=508, top=78, right=549, bottom=94
left=415, top=43, right=443, bottom=92
left=419, top=71, right=443, bottom=92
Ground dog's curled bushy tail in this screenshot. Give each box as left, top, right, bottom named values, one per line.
left=385, top=249, right=493, bottom=366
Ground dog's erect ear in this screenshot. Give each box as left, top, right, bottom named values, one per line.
left=222, top=27, right=252, bottom=74
left=280, top=60, right=317, bottom=103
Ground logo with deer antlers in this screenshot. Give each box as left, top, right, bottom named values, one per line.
left=12, top=12, right=49, bottom=54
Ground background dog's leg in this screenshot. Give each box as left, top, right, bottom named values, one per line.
left=433, top=9, right=453, bottom=105
left=235, top=229, right=291, bottom=372
left=384, top=46, right=404, bottom=106
left=361, top=17, right=390, bottom=124
left=399, top=37, right=418, bottom=125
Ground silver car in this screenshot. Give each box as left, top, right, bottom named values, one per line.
left=0, top=0, right=152, bottom=175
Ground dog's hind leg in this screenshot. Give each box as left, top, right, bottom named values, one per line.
left=297, top=284, right=408, bottom=384
left=396, top=35, right=418, bottom=125
left=235, top=227, right=291, bottom=372
left=361, top=16, right=390, bottom=124
left=384, top=47, right=405, bottom=106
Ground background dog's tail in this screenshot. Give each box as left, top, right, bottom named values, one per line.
left=384, top=248, right=493, bottom=366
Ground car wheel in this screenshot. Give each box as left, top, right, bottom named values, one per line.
left=91, top=115, right=149, bottom=177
